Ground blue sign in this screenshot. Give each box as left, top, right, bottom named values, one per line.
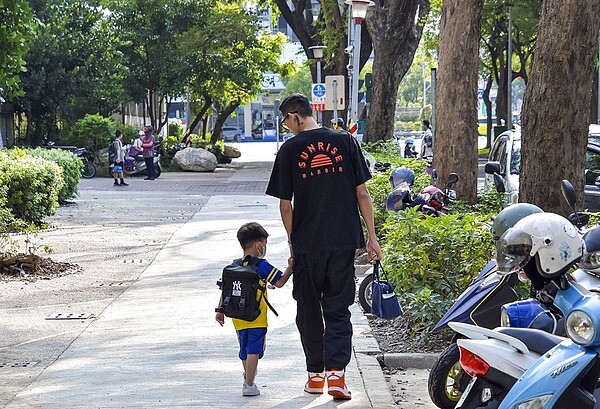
left=312, top=83, right=326, bottom=98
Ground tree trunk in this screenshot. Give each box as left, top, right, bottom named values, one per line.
left=520, top=0, right=600, bottom=215
left=363, top=0, right=429, bottom=143
left=210, top=101, right=239, bottom=144
left=188, top=96, right=212, bottom=137
left=435, top=0, right=483, bottom=204
left=274, top=0, right=372, bottom=127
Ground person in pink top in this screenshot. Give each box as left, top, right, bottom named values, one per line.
left=142, top=125, right=156, bottom=180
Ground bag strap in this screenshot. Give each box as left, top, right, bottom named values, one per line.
left=242, top=256, right=279, bottom=317
left=373, top=261, right=389, bottom=282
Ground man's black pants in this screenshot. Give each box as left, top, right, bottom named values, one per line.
left=292, top=249, right=356, bottom=373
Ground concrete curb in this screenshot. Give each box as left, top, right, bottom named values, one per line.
left=351, top=303, right=397, bottom=408
left=380, top=353, right=438, bottom=370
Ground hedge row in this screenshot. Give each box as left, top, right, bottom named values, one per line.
left=363, top=140, right=501, bottom=343
left=0, top=148, right=82, bottom=226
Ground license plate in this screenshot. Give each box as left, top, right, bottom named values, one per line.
left=455, top=377, right=477, bottom=408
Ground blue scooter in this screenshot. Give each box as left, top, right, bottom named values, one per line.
left=428, top=260, right=520, bottom=409
left=499, top=274, right=600, bottom=409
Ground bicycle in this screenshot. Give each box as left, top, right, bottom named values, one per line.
left=75, top=147, right=96, bottom=179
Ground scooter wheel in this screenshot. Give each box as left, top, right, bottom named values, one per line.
left=358, top=273, right=373, bottom=313
left=154, top=164, right=161, bottom=178
left=428, top=343, right=469, bottom=409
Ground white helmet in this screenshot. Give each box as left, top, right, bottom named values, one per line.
left=495, top=213, right=583, bottom=279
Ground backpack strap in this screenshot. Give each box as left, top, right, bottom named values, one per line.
left=242, top=256, right=279, bottom=317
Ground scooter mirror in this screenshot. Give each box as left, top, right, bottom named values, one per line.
left=493, top=174, right=506, bottom=193
left=561, top=179, right=577, bottom=209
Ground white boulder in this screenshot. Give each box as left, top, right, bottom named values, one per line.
left=173, top=148, right=218, bottom=172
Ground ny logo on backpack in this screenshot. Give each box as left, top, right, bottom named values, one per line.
left=218, top=257, right=278, bottom=322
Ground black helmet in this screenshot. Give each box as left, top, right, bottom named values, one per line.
left=389, top=167, right=415, bottom=189
left=581, top=227, right=600, bottom=273
left=491, top=203, right=543, bottom=242
left=144, top=124, right=153, bottom=133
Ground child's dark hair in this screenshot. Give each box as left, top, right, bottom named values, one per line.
left=237, top=222, right=269, bottom=249
left=279, top=93, right=313, bottom=117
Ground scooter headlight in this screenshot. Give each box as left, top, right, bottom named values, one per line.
left=566, top=310, right=595, bottom=345
left=514, top=394, right=552, bottom=409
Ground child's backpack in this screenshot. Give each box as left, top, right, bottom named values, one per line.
left=218, top=257, right=278, bottom=322
left=108, top=141, right=116, bottom=164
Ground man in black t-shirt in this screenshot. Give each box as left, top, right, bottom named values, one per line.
left=266, top=93, right=382, bottom=401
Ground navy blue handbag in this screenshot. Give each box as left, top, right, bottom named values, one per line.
left=371, top=261, right=403, bottom=320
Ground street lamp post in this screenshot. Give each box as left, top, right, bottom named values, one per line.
left=309, top=45, right=326, bottom=125
left=345, top=0, right=374, bottom=134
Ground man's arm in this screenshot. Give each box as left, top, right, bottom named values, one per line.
left=279, top=199, right=293, bottom=240
left=356, top=183, right=382, bottom=261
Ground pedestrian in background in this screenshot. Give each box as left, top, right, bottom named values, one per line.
left=421, top=120, right=433, bottom=159
left=266, top=93, right=382, bottom=401
left=112, top=130, right=128, bottom=186
left=142, top=125, right=156, bottom=180
left=330, top=117, right=346, bottom=132
left=215, top=222, right=293, bottom=397
left=129, top=130, right=144, bottom=159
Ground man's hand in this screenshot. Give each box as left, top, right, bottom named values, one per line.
left=215, top=312, right=225, bottom=327
left=367, top=237, right=382, bottom=262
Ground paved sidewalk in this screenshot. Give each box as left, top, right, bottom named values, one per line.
left=3, top=143, right=396, bottom=408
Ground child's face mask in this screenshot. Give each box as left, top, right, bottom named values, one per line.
left=257, top=242, right=267, bottom=259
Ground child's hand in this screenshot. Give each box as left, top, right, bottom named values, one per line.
left=215, top=312, right=225, bottom=327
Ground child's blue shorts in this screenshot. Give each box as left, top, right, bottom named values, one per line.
left=237, top=328, right=267, bottom=360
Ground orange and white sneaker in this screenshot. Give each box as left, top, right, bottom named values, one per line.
left=304, top=371, right=326, bottom=394
left=327, top=369, right=352, bottom=400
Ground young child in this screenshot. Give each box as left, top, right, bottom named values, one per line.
left=404, top=138, right=418, bottom=158
left=215, top=222, right=293, bottom=397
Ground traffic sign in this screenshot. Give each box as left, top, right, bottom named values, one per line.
left=312, top=83, right=326, bottom=99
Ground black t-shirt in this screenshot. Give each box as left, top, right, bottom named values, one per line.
left=266, top=128, right=371, bottom=254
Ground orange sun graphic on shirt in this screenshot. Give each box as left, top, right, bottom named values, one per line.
left=310, top=154, right=333, bottom=168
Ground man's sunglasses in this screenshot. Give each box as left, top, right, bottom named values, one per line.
left=280, top=111, right=298, bottom=130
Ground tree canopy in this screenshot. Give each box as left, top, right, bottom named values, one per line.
left=0, top=0, right=37, bottom=99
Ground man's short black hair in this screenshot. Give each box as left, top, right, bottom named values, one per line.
left=279, top=93, right=313, bottom=117
left=237, top=222, right=269, bottom=250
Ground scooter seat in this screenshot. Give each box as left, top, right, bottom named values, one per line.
left=497, top=327, right=565, bottom=356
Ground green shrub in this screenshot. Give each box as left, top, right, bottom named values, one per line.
left=62, top=114, right=116, bottom=158
left=380, top=208, right=494, bottom=342
left=26, top=148, right=83, bottom=202
left=0, top=148, right=63, bottom=223
left=168, top=121, right=185, bottom=138
left=118, top=123, right=139, bottom=145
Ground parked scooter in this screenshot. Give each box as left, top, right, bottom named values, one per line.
left=449, top=262, right=600, bottom=409
left=385, top=167, right=459, bottom=216
left=110, top=141, right=162, bottom=178
left=449, top=181, right=600, bottom=408
left=427, top=203, right=544, bottom=409
left=454, top=211, right=600, bottom=409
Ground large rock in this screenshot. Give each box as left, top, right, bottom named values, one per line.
left=173, top=147, right=218, bottom=172
left=223, top=145, right=241, bottom=158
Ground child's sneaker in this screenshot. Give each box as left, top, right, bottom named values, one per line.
left=327, top=369, right=352, bottom=400
left=242, top=382, right=260, bottom=396
left=304, top=371, right=325, bottom=394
